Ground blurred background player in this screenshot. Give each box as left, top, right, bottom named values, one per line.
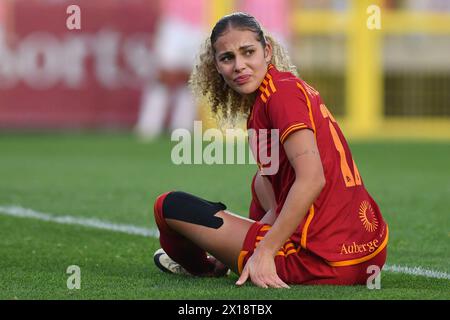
left=134, top=0, right=208, bottom=140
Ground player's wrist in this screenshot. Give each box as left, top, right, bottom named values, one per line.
left=256, top=239, right=280, bottom=257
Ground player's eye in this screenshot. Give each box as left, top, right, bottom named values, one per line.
left=220, top=55, right=233, bottom=62
left=245, top=49, right=255, bottom=56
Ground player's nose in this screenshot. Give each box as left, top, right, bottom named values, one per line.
left=234, top=56, right=246, bottom=73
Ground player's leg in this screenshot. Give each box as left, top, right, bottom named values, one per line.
left=169, top=84, right=197, bottom=132
left=135, top=83, right=169, bottom=139
left=154, top=191, right=254, bottom=275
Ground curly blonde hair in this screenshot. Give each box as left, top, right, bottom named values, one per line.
left=189, top=13, right=298, bottom=124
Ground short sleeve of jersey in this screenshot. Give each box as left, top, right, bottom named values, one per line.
left=266, top=81, right=314, bottom=144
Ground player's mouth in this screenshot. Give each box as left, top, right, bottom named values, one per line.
left=234, top=74, right=251, bottom=85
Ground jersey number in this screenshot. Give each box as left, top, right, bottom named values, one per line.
left=320, top=104, right=362, bottom=187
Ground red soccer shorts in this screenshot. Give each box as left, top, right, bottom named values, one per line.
left=238, top=222, right=387, bottom=285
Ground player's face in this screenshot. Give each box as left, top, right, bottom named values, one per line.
left=214, top=28, right=272, bottom=95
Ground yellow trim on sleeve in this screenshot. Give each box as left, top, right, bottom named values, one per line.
left=280, top=123, right=308, bottom=144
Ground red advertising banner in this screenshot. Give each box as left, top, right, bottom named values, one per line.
left=0, top=0, right=158, bottom=129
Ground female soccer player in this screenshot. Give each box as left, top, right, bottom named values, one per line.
left=153, top=12, right=388, bottom=288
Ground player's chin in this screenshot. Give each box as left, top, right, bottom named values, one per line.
left=233, top=82, right=258, bottom=96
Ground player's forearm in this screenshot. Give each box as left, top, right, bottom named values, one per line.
left=257, top=178, right=324, bottom=255
left=259, top=208, right=276, bottom=225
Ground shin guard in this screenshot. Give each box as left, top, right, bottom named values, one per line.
left=153, top=192, right=220, bottom=275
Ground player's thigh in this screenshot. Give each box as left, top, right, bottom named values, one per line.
left=166, top=210, right=254, bottom=273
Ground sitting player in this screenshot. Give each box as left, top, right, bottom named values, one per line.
left=152, top=12, right=388, bottom=288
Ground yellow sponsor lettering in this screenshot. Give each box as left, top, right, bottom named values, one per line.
left=340, top=239, right=380, bottom=255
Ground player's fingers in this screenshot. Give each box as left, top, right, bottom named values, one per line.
left=265, top=274, right=289, bottom=289
left=252, top=276, right=269, bottom=289
left=246, top=272, right=266, bottom=289
left=265, top=277, right=284, bottom=289
left=253, top=274, right=279, bottom=289
left=275, top=276, right=290, bottom=289
left=270, top=273, right=290, bottom=289
left=235, top=266, right=249, bottom=286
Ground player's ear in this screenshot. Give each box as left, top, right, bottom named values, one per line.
left=214, top=60, right=226, bottom=84
left=211, top=42, right=221, bottom=75
left=264, top=41, right=273, bottom=64
left=214, top=59, right=221, bottom=75
left=213, top=54, right=223, bottom=75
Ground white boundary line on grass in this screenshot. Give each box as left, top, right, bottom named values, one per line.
left=382, top=264, right=450, bottom=280
left=1, top=205, right=449, bottom=281
left=0, top=205, right=159, bottom=238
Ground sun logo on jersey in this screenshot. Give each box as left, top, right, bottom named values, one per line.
left=359, top=201, right=378, bottom=232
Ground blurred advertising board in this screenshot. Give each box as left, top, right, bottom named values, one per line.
left=0, top=0, right=158, bottom=130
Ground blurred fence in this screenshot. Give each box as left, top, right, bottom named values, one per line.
left=292, top=0, right=450, bottom=140
left=0, top=0, right=449, bottom=140
left=210, top=0, right=450, bottom=140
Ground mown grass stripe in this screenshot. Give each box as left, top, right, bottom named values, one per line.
left=1, top=205, right=449, bottom=281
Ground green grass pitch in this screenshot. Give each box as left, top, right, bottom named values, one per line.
left=0, top=134, right=449, bottom=299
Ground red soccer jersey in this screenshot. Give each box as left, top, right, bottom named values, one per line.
left=247, top=65, right=388, bottom=266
